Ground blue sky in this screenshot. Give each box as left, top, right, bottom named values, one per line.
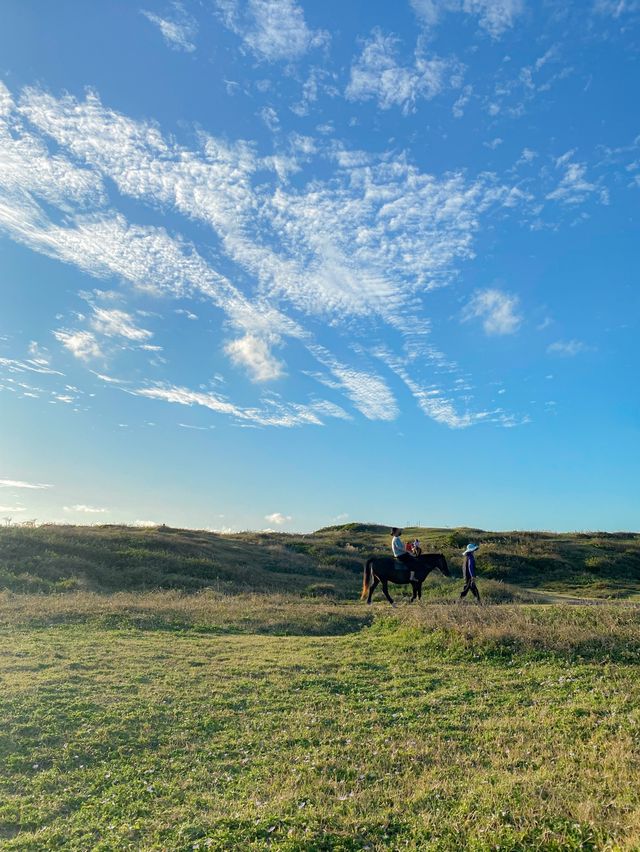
left=0, top=0, right=638, bottom=532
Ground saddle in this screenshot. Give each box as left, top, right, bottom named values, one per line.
left=393, top=558, right=420, bottom=583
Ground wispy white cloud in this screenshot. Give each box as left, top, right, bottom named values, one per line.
left=452, top=84, right=473, bottom=117
left=379, top=350, right=491, bottom=429
left=411, top=0, right=525, bottom=38
left=0, top=82, right=529, bottom=431
left=27, top=341, right=51, bottom=364
left=54, top=330, right=103, bottom=361
left=225, top=335, right=285, bottom=382
left=141, top=3, right=197, bottom=52
left=290, top=66, right=336, bottom=117
left=17, top=87, right=515, bottom=324
left=547, top=339, right=589, bottom=356
left=90, top=307, right=153, bottom=342
left=0, top=505, right=27, bottom=513
left=593, top=0, right=640, bottom=16
left=346, top=29, right=460, bottom=114
left=265, top=511, right=291, bottom=525
left=215, top=0, right=327, bottom=61
left=63, top=504, right=108, bottom=514
left=485, top=137, right=503, bottom=150
left=15, top=89, right=306, bottom=345
left=0, top=479, right=52, bottom=489
left=310, top=345, right=398, bottom=421
left=0, top=356, right=63, bottom=376
left=479, top=45, right=569, bottom=120
left=132, top=383, right=350, bottom=428
left=92, top=372, right=127, bottom=384
left=546, top=158, right=607, bottom=206
left=259, top=106, right=280, bottom=132
left=462, top=289, right=522, bottom=335
left=519, top=148, right=538, bottom=163
left=0, top=84, right=103, bottom=212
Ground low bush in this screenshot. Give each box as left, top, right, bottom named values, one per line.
left=304, top=583, right=337, bottom=597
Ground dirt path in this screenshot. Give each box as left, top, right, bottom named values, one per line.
left=523, top=588, right=640, bottom=605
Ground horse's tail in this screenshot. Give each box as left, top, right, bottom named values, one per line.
left=361, top=558, right=374, bottom=600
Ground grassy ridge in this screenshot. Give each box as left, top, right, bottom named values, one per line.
left=1, top=601, right=640, bottom=850
left=0, top=525, right=360, bottom=597
left=0, top=522, right=639, bottom=598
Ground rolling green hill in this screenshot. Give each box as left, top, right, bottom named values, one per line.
left=0, top=522, right=638, bottom=599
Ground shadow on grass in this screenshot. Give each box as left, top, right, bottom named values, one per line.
left=90, top=610, right=374, bottom=636
left=0, top=591, right=374, bottom=636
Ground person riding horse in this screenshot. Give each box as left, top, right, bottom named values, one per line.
left=390, top=527, right=417, bottom=582
left=362, top=541, right=450, bottom=605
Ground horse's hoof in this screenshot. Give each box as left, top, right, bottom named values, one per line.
left=367, top=601, right=372, bottom=606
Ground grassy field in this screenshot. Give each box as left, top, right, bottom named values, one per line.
left=2, top=595, right=640, bottom=850
left=1, top=525, right=639, bottom=849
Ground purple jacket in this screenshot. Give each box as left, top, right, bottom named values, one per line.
left=463, top=552, right=476, bottom=579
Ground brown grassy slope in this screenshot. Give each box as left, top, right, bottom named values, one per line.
left=0, top=522, right=638, bottom=598
left=0, top=524, right=356, bottom=596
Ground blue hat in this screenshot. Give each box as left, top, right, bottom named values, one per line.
left=463, top=543, right=479, bottom=554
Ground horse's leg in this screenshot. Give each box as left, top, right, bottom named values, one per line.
left=417, top=581, right=423, bottom=600
left=367, top=576, right=380, bottom=605
left=381, top=579, right=394, bottom=606
left=409, top=580, right=417, bottom=602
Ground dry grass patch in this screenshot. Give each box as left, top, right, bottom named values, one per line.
left=0, top=590, right=372, bottom=635
left=372, top=602, right=640, bottom=660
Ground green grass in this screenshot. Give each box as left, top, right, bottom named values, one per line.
left=1, top=596, right=640, bottom=850
left=1, top=525, right=639, bottom=848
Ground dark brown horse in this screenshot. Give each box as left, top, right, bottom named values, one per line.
left=361, top=553, right=450, bottom=605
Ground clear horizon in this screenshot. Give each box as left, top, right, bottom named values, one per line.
left=1, top=1, right=639, bottom=533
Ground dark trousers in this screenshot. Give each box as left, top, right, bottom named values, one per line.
left=460, top=572, right=480, bottom=600
left=395, top=552, right=415, bottom=578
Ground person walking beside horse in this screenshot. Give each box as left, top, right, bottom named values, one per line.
left=460, top=542, right=481, bottom=603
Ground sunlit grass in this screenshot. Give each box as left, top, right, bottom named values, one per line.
left=1, top=597, right=640, bottom=849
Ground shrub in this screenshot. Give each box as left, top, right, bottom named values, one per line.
left=304, top=583, right=337, bottom=597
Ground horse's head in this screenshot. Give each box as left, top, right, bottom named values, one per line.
left=418, top=553, right=450, bottom=577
